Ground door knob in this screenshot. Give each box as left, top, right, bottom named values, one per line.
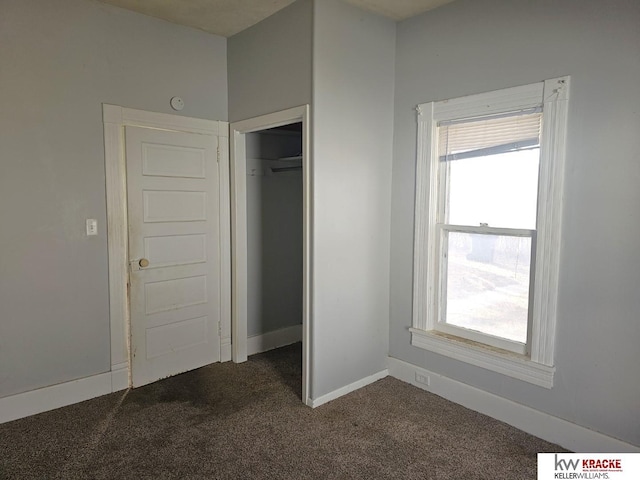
left=139, top=258, right=150, bottom=268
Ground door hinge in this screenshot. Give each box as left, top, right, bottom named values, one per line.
left=218, top=320, right=222, bottom=336
left=216, top=145, right=220, bottom=163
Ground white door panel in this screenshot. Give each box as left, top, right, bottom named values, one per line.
left=126, top=126, right=220, bottom=387
left=143, top=234, right=207, bottom=268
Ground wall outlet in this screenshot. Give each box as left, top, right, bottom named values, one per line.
left=415, top=372, right=430, bottom=386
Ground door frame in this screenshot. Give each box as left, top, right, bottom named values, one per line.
left=103, top=104, right=232, bottom=388
left=230, top=105, right=312, bottom=406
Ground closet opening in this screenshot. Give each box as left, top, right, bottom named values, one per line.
left=230, top=105, right=311, bottom=406
left=246, top=124, right=303, bottom=394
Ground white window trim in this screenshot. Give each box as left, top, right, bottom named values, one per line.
left=411, top=77, right=570, bottom=388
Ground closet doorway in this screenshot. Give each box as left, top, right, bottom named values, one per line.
left=230, top=106, right=311, bottom=406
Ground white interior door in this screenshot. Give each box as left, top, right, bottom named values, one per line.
left=126, top=126, right=221, bottom=387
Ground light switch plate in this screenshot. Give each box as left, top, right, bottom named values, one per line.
left=86, top=219, right=98, bottom=236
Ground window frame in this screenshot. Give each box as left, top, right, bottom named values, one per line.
left=410, top=77, right=570, bottom=388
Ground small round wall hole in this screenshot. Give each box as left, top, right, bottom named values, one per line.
left=170, top=96, right=184, bottom=111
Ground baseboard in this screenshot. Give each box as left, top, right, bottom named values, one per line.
left=0, top=372, right=113, bottom=424
left=309, top=369, right=389, bottom=409
left=387, top=356, right=639, bottom=453
left=247, top=324, right=302, bottom=356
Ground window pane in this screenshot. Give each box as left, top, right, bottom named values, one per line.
left=446, top=148, right=539, bottom=229
left=444, top=232, right=531, bottom=344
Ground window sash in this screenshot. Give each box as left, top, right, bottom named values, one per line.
left=434, top=225, right=534, bottom=355
left=437, top=146, right=540, bottom=229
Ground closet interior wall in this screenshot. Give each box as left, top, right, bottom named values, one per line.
left=245, top=127, right=304, bottom=346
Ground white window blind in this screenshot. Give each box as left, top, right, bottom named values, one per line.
left=438, top=108, right=542, bottom=161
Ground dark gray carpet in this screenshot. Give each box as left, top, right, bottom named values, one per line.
left=0, top=344, right=563, bottom=479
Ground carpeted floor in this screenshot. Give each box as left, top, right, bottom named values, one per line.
left=0, top=343, right=564, bottom=479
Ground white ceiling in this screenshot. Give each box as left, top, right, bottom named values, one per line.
left=96, top=0, right=457, bottom=37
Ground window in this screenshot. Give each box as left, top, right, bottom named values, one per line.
left=411, top=77, right=570, bottom=387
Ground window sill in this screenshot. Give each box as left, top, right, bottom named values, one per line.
left=409, top=328, right=555, bottom=388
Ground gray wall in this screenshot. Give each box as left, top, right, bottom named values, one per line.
left=0, top=0, right=227, bottom=398
left=312, top=0, right=395, bottom=399
left=227, top=0, right=312, bottom=122
left=246, top=131, right=303, bottom=337
left=390, top=0, right=640, bottom=445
